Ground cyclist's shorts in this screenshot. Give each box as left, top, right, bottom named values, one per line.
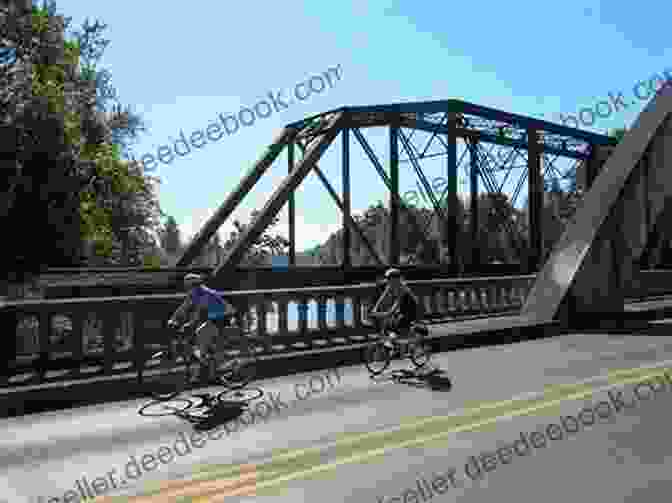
left=207, top=302, right=230, bottom=321
left=395, top=316, right=414, bottom=330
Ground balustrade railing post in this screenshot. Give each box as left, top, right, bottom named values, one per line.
left=298, top=299, right=308, bottom=334
left=258, top=298, right=268, bottom=337
left=335, top=296, right=345, bottom=329
left=133, top=307, right=145, bottom=385
left=0, top=306, right=17, bottom=385
left=317, top=297, right=328, bottom=332
left=490, top=287, right=496, bottom=310
left=428, top=291, right=437, bottom=317
left=353, top=297, right=363, bottom=329
left=478, top=288, right=486, bottom=312
left=277, top=299, right=289, bottom=336
left=102, top=309, right=115, bottom=376
left=70, top=311, right=83, bottom=380
left=38, top=310, right=50, bottom=383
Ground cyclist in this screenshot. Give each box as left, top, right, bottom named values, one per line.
left=167, top=273, right=239, bottom=379
left=369, top=268, right=424, bottom=348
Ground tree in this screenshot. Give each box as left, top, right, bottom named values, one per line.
left=160, top=216, right=182, bottom=255
left=471, top=192, right=521, bottom=264
left=69, top=7, right=158, bottom=265
left=221, top=211, right=290, bottom=267
left=193, top=232, right=224, bottom=267
left=609, top=127, right=627, bottom=142
left=0, top=1, right=158, bottom=278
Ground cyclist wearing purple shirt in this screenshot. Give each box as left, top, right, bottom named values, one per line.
left=168, top=273, right=238, bottom=356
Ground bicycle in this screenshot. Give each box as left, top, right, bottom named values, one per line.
left=141, top=318, right=259, bottom=401
left=364, top=314, right=432, bottom=376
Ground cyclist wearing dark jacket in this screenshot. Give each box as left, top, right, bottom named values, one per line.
left=369, top=268, right=423, bottom=346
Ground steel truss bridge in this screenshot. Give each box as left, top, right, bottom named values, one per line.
left=179, top=98, right=619, bottom=284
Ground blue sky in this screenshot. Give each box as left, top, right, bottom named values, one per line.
left=52, top=0, right=671, bottom=251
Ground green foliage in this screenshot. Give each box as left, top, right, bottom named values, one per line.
left=0, top=1, right=159, bottom=276
left=310, top=186, right=581, bottom=267
left=80, top=65, right=96, bottom=81
left=222, top=211, right=290, bottom=266
left=31, top=4, right=51, bottom=33
left=160, top=216, right=182, bottom=255
left=609, top=127, right=627, bottom=142
left=142, top=253, right=162, bottom=268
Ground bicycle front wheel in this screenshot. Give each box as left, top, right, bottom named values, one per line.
left=365, top=340, right=392, bottom=375
left=409, top=340, right=432, bottom=369
left=142, top=342, right=194, bottom=401
left=215, top=336, right=258, bottom=389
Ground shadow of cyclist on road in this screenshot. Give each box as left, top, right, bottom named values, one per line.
left=392, top=366, right=453, bottom=391
left=192, top=400, right=247, bottom=431
left=171, top=391, right=247, bottom=431
left=369, top=364, right=452, bottom=392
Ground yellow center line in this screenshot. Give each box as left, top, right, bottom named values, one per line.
left=135, top=362, right=661, bottom=498
left=111, top=364, right=671, bottom=502
left=191, top=367, right=672, bottom=501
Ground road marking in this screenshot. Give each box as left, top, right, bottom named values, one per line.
left=118, top=364, right=672, bottom=501
left=107, top=359, right=672, bottom=501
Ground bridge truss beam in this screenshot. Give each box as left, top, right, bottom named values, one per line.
left=178, top=99, right=617, bottom=285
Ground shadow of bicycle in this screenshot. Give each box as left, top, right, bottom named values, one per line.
left=369, top=365, right=453, bottom=391
left=138, top=387, right=264, bottom=431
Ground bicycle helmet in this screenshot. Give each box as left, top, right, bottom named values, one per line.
left=384, top=268, right=402, bottom=280
left=184, top=272, right=204, bottom=285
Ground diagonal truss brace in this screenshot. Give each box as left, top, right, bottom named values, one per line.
left=213, top=112, right=345, bottom=277
left=177, top=127, right=298, bottom=266
left=294, top=141, right=384, bottom=265
left=351, top=128, right=436, bottom=261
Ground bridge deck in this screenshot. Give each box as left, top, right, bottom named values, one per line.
left=2, top=329, right=671, bottom=502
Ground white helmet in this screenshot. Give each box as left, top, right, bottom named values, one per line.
left=384, top=268, right=402, bottom=280
left=184, top=273, right=204, bottom=285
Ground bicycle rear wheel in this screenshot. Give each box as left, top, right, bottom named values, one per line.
left=215, top=335, right=258, bottom=389
left=138, top=397, right=194, bottom=417
left=142, top=341, right=195, bottom=401
left=409, top=340, right=431, bottom=369
left=365, top=340, right=392, bottom=375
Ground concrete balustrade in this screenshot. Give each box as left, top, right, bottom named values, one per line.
left=1, top=270, right=670, bottom=390
left=1, top=275, right=536, bottom=388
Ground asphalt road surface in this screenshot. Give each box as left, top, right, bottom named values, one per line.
left=2, top=329, right=672, bottom=502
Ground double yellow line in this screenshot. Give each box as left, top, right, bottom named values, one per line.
left=96, top=362, right=672, bottom=502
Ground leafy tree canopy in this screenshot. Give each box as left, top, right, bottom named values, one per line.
left=1, top=1, right=160, bottom=280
